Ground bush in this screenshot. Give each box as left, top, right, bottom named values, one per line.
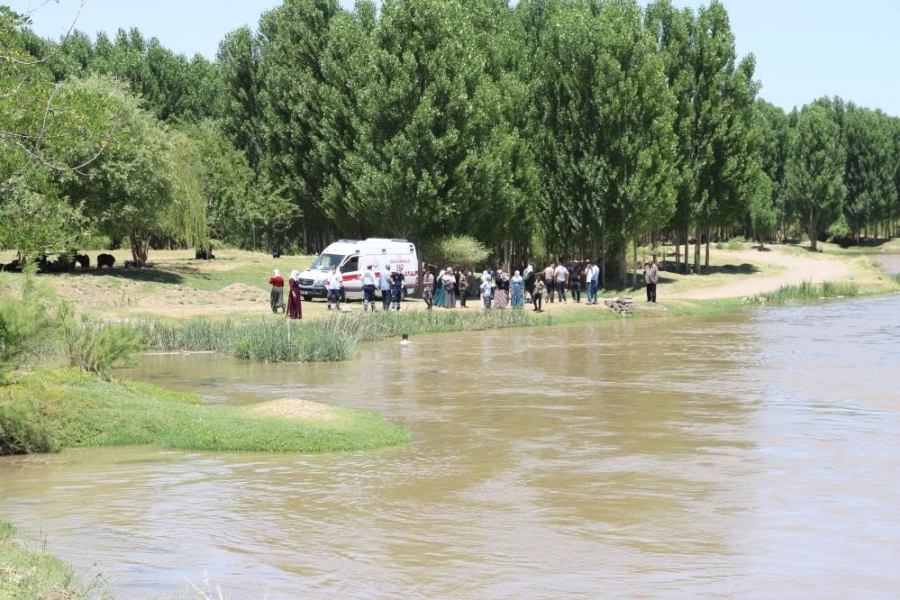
left=0, top=276, right=56, bottom=378
left=0, top=394, right=60, bottom=455
left=424, top=235, right=490, bottom=268
left=60, top=304, right=144, bottom=379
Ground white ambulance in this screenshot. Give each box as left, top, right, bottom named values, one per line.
left=297, top=238, right=419, bottom=302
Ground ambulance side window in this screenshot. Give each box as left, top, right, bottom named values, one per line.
left=341, top=256, right=359, bottom=274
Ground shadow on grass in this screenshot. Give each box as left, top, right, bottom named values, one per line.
left=35, top=267, right=185, bottom=285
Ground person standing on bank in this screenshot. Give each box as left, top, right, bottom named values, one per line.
left=362, top=264, right=377, bottom=312
left=390, top=264, right=405, bottom=310
left=269, top=269, right=285, bottom=313
left=422, top=266, right=435, bottom=310
left=379, top=265, right=392, bottom=311
left=554, top=261, right=569, bottom=303
left=644, top=255, right=659, bottom=303
left=286, top=270, right=302, bottom=319
left=458, top=268, right=470, bottom=308
left=326, top=264, right=343, bottom=311
left=532, top=274, right=546, bottom=312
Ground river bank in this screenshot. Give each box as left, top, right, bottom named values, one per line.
left=3, top=240, right=897, bottom=322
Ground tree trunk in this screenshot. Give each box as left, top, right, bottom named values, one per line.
left=632, top=236, right=639, bottom=289
left=808, top=208, right=818, bottom=251
left=693, top=227, right=702, bottom=274
left=705, top=226, right=711, bottom=269
left=675, top=230, right=681, bottom=272
left=129, top=234, right=149, bottom=266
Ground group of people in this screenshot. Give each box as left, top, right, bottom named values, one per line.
left=269, top=268, right=303, bottom=319
left=268, top=264, right=409, bottom=318
left=268, top=255, right=660, bottom=317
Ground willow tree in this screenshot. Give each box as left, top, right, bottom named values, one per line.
left=784, top=102, right=846, bottom=251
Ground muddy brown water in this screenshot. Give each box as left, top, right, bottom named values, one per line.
left=3, top=294, right=900, bottom=598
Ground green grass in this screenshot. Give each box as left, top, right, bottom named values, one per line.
left=0, top=521, right=107, bottom=599
left=747, top=280, right=860, bottom=305
left=0, top=369, right=409, bottom=455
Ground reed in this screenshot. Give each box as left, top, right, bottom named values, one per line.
left=131, top=309, right=535, bottom=363
left=749, top=280, right=859, bottom=305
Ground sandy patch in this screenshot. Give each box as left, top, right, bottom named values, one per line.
left=246, top=398, right=340, bottom=422
left=669, top=247, right=854, bottom=300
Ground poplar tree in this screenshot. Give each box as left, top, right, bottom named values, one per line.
left=843, top=106, right=895, bottom=239
left=784, top=102, right=846, bottom=251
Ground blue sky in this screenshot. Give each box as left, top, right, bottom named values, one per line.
left=10, top=0, right=900, bottom=116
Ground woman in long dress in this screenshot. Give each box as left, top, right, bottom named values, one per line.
left=494, top=270, right=510, bottom=308
left=510, top=270, right=525, bottom=308
left=286, top=270, right=303, bottom=319
left=433, top=269, right=445, bottom=308
left=443, top=268, right=456, bottom=309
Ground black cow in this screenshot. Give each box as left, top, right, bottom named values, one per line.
left=97, top=253, right=115, bottom=270
left=74, top=254, right=90, bottom=270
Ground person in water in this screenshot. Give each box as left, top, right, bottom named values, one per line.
left=400, top=333, right=410, bottom=345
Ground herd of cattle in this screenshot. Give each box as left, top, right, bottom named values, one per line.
left=0, top=253, right=117, bottom=273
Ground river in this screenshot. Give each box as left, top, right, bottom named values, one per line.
left=2, top=294, right=900, bottom=598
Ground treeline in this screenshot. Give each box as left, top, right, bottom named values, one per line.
left=2, top=1, right=899, bottom=281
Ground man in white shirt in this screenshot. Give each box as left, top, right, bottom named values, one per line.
left=361, top=264, right=377, bottom=311
left=587, top=260, right=600, bottom=305
left=326, top=265, right=343, bottom=311
left=554, top=262, right=569, bottom=303
left=378, top=266, right=392, bottom=311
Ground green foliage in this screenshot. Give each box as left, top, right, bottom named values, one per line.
left=842, top=106, right=895, bottom=237
left=59, top=305, right=144, bottom=379
left=425, top=235, right=490, bottom=269
left=57, top=75, right=177, bottom=265
left=0, top=274, right=56, bottom=377
left=784, top=102, right=847, bottom=251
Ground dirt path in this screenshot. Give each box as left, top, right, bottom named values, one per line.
left=669, top=248, right=854, bottom=300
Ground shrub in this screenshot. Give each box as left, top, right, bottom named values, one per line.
left=0, top=275, right=56, bottom=378
left=59, top=304, right=144, bottom=379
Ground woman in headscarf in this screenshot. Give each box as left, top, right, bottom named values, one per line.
left=510, top=270, right=525, bottom=308
left=480, top=270, right=493, bottom=309
left=269, top=269, right=285, bottom=313
left=494, top=269, right=510, bottom=308
left=286, top=270, right=303, bottom=319
left=443, top=267, right=456, bottom=309
left=433, top=269, right=446, bottom=308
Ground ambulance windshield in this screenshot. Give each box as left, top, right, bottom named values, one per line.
left=309, top=253, right=344, bottom=272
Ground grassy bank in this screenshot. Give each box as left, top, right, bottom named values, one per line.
left=0, top=521, right=104, bottom=599
left=0, top=369, right=409, bottom=455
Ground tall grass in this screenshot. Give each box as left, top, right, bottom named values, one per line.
left=130, top=309, right=534, bottom=363
left=0, top=521, right=107, bottom=599
left=748, top=280, right=859, bottom=305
